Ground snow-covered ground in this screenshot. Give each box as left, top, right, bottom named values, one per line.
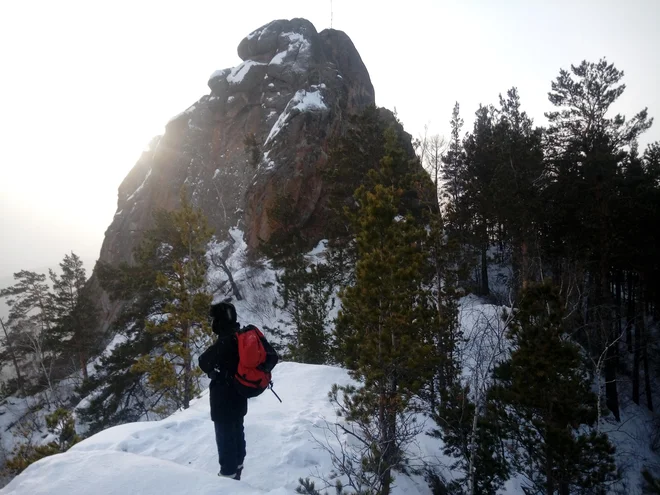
left=2, top=234, right=659, bottom=494
left=0, top=362, right=444, bottom=495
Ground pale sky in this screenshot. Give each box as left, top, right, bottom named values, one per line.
left=1, top=0, right=659, bottom=282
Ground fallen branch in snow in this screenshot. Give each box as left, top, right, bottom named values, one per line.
left=209, top=250, right=243, bottom=301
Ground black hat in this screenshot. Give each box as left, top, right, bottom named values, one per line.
left=210, top=301, right=238, bottom=335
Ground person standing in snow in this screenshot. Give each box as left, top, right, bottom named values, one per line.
left=199, top=301, right=247, bottom=480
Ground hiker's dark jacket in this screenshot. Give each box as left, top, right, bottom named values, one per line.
left=199, top=333, right=248, bottom=422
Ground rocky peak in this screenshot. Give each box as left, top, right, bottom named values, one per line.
left=93, top=19, right=375, bottom=329
left=99, top=18, right=374, bottom=270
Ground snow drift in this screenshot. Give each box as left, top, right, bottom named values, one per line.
left=0, top=363, right=441, bottom=495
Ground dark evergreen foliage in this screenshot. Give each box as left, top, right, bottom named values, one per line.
left=78, top=190, right=213, bottom=430
left=490, top=284, right=618, bottom=494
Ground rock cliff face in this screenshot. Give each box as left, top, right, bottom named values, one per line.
left=98, top=18, right=375, bottom=269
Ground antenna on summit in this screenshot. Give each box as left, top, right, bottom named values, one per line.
left=330, top=0, right=333, bottom=28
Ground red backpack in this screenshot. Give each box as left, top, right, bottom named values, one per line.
left=233, top=325, right=280, bottom=400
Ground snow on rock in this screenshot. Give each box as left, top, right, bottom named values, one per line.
left=227, top=60, right=266, bottom=85
left=247, top=27, right=264, bottom=41
left=208, top=68, right=229, bottom=83
left=292, top=90, right=326, bottom=112
left=307, top=239, right=328, bottom=261
left=264, top=89, right=327, bottom=145
left=269, top=32, right=311, bottom=67
left=265, top=111, right=289, bottom=145
left=270, top=50, right=288, bottom=66
left=282, top=32, right=310, bottom=55
left=126, top=169, right=152, bottom=202
left=260, top=150, right=276, bottom=171
left=206, top=227, right=282, bottom=329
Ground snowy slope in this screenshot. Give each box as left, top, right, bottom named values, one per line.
left=2, top=233, right=658, bottom=494
left=0, top=363, right=443, bottom=495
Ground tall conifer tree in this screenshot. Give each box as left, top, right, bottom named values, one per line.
left=491, top=284, right=617, bottom=494
left=133, top=189, right=213, bottom=411
left=49, top=252, right=98, bottom=380
left=333, top=126, right=438, bottom=495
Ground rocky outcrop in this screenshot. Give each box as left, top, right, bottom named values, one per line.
left=98, top=18, right=374, bottom=269
left=91, top=19, right=377, bottom=333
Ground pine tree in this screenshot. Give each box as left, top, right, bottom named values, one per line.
left=442, top=102, right=467, bottom=211
left=543, top=58, right=653, bottom=421
left=275, top=260, right=334, bottom=364
left=78, top=250, right=171, bottom=431
left=645, top=142, right=660, bottom=182
left=0, top=271, right=56, bottom=398
left=417, top=210, right=462, bottom=410
left=133, top=189, right=213, bottom=411
left=427, top=209, right=507, bottom=494
left=333, top=126, right=438, bottom=495
left=270, top=253, right=331, bottom=364
left=490, top=284, right=617, bottom=494
left=48, top=252, right=99, bottom=380
left=261, top=194, right=335, bottom=365
left=642, top=470, right=660, bottom=494
left=491, top=88, right=544, bottom=294
left=3, top=407, right=80, bottom=477
left=80, top=190, right=214, bottom=427
left=0, top=316, right=25, bottom=395
left=462, top=105, right=498, bottom=296
left=431, top=383, right=509, bottom=494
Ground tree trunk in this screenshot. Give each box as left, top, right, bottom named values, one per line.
left=433, top=258, right=444, bottom=408
left=640, top=303, right=654, bottom=411
left=379, top=403, right=396, bottom=495
left=33, top=338, right=54, bottom=407
left=643, top=339, right=653, bottom=412
left=633, top=291, right=641, bottom=405
left=79, top=351, right=89, bottom=381
left=546, top=443, right=555, bottom=495
left=378, top=389, right=391, bottom=495
left=615, top=270, right=622, bottom=341
left=467, top=399, right=480, bottom=495
left=380, top=330, right=399, bottom=495
left=596, top=265, right=619, bottom=421
left=218, top=256, right=243, bottom=301
left=511, top=242, right=521, bottom=298
left=183, top=322, right=192, bottom=410
left=626, top=273, right=634, bottom=353
left=521, top=239, right=529, bottom=291
left=604, top=340, right=620, bottom=421
left=480, top=241, right=489, bottom=297
left=0, top=318, right=24, bottom=394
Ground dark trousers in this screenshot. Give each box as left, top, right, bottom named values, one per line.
left=214, top=417, right=246, bottom=476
